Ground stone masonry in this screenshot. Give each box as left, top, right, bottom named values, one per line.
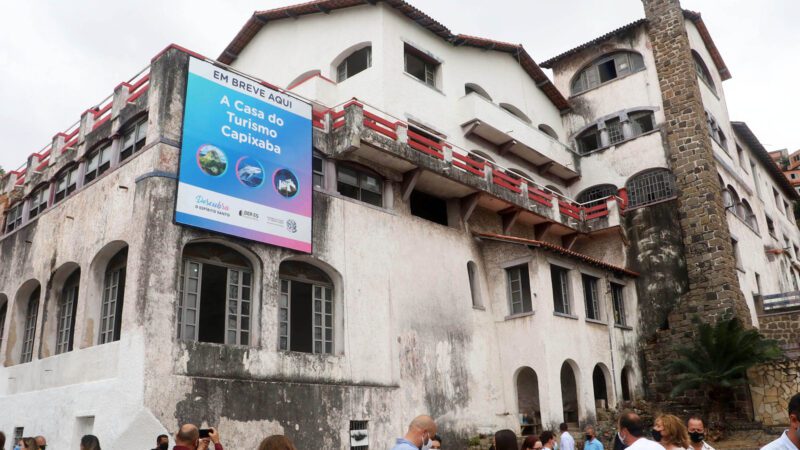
left=640, top=0, right=752, bottom=407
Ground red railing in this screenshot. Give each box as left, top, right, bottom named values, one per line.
left=126, top=74, right=150, bottom=103
left=528, top=185, right=553, bottom=208
left=559, top=200, right=582, bottom=220
left=363, top=110, right=398, bottom=140
left=92, top=100, right=113, bottom=130
left=583, top=201, right=610, bottom=220
left=492, top=168, right=522, bottom=193
left=452, top=152, right=485, bottom=177
left=407, top=129, right=446, bottom=160
left=312, top=110, right=327, bottom=130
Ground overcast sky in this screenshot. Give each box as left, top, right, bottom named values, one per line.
left=1, top=0, right=797, bottom=172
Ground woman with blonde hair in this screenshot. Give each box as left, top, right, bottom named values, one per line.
left=652, top=414, right=691, bottom=450
left=256, top=435, right=297, bottom=450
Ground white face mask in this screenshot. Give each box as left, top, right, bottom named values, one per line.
left=420, top=434, right=433, bottom=450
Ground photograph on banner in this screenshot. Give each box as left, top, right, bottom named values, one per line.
left=175, top=57, right=313, bottom=253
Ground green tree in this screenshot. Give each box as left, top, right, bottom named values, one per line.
left=0, top=165, right=4, bottom=177
left=667, top=318, right=782, bottom=426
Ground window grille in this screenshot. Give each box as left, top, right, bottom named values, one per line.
left=350, top=420, right=369, bottom=450
left=551, top=265, right=571, bottom=315
left=506, top=264, right=533, bottom=315
left=626, top=169, right=676, bottom=207
left=582, top=274, right=600, bottom=320
left=577, top=185, right=616, bottom=204
left=14, top=428, right=24, bottom=443
left=56, top=273, right=80, bottom=354
left=21, top=290, right=40, bottom=363
left=606, top=118, right=623, bottom=145
left=611, top=283, right=626, bottom=326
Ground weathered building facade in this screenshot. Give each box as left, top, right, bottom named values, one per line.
left=0, top=0, right=798, bottom=448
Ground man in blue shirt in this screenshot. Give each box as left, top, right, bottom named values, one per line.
left=584, top=426, right=604, bottom=450
left=391, top=415, right=438, bottom=450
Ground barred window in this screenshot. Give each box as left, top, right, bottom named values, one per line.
left=120, top=118, right=148, bottom=162
left=21, top=287, right=40, bottom=363
left=279, top=261, right=334, bottom=354
left=577, top=184, right=617, bottom=204
left=54, top=166, right=79, bottom=204
left=4, top=203, right=23, bottom=233
left=606, top=118, right=623, bottom=145
left=56, top=270, right=80, bottom=354
left=626, top=168, right=676, bottom=208
left=551, top=265, right=571, bottom=315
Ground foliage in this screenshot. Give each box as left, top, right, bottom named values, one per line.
left=0, top=165, right=4, bottom=177
left=667, top=318, right=782, bottom=400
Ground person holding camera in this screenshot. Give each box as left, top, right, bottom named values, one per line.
left=173, top=424, right=223, bottom=450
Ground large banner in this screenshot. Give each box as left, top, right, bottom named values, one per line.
left=175, top=57, right=313, bottom=253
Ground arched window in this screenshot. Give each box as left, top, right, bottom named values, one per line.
left=467, top=261, right=483, bottom=308
left=99, top=248, right=127, bottom=344
left=21, top=286, right=41, bottom=363
left=571, top=51, right=645, bottom=95
left=178, top=242, right=255, bottom=345
left=742, top=199, right=759, bottom=231
left=575, top=125, right=601, bottom=154
left=337, top=164, right=383, bottom=207
left=621, top=365, right=634, bottom=401
left=465, top=83, right=492, bottom=101
left=56, top=269, right=80, bottom=354
left=546, top=185, right=564, bottom=196
left=692, top=50, right=716, bottom=93
left=336, top=45, right=372, bottom=82
left=626, top=168, right=676, bottom=208
left=507, top=168, right=533, bottom=182
left=726, top=185, right=745, bottom=218
left=592, top=364, right=613, bottom=411
left=538, top=124, right=558, bottom=139
left=469, top=150, right=495, bottom=164
left=577, top=184, right=617, bottom=204
left=279, top=260, right=335, bottom=354
left=499, top=103, right=532, bottom=124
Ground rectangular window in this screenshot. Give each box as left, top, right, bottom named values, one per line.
left=409, top=190, right=448, bottom=226
left=14, top=428, right=24, bottom=443
left=337, top=166, right=383, bottom=207
left=28, top=186, right=49, bottom=219
left=99, top=266, right=125, bottom=344
left=732, top=238, right=743, bottom=271
left=120, top=118, right=148, bottom=161
left=550, top=265, right=571, bottom=315
left=582, top=274, right=601, bottom=320
left=784, top=200, right=791, bottom=218
left=4, top=203, right=23, bottom=233
left=506, top=264, right=533, bottom=315
left=84, top=143, right=112, bottom=184
left=56, top=281, right=79, bottom=354
left=751, top=161, right=762, bottom=198
left=404, top=44, right=439, bottom=87
left=606, top=118, right=624, bottom=144
left=736, top=145, right=748, bottom=173
left=773, top=188, right=781, bottom=212
left=312, top=155, right=325, bottom=188
left=21, top=298, right=39, bottom=363
left=597, top=59, right=617, bottom=83
left=54, top=166, right=79, bottom=204
left=611, top=283, right=626, bottom=326
left=630, top=111, right=655, bottom=135
left=754, top=272, right=762, bottom=294
left=577, top=127, right=601, bottom=154
left=279, top=278, right=333, bottom=354
left=766, top=215, right=776, bottom=237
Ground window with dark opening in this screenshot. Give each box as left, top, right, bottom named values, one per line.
left=404, top=44, right=439, bottom=87
left=467, top=261, right=482, bottom=308
left=630, top=111, right=655, bottom=135
left=313, top=154, right=325, bottom=188
left=4, top=203, right=23, bottom=233
left=576, top=126, right=601, bottom=154
left=178, top=243, right=253, bottom=346
left=21, top=287, right=40, bottom=363
left=99, top=248, right=127, bottom=345
left=625, top=168, right=676, bottom=207
left=279, top=261, right=334, bottom=354
left=54, top=166, right=79, bottom=204
left=582, top=274, right=601, bottom=320
left=28, top=185, right=49, bottom=219
left=506, top=264, right=533, bottom=315
left=570, top=52, right=645, bottom=94
left=120, top=118, right=148, bottom=161
left=550, top=265, right=571, bottom=315
left=84, top=142, right=113, bottom=183
left=56, top=270, right=80, bottom=354
left=577, top=184, right=617, bottom=204
left=598, top=60, right=617, bottom=83
left=692, top=50, right=716, bottom=93
left=409, top=190, right=448, bottom=226
left=766, top=215, right=776, bottom=236
left=0, top=301, right=6, bottom=353
left=337, top=165, right=383, bottom=207
left=611, top=282, right=626, bottom=326
left=337, top=47, right=372, bottom=82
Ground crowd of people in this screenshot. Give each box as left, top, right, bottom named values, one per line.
left=1, top=393, right=798, bottom=449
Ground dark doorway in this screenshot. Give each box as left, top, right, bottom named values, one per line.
left=198, top=264, right=227, bottom=344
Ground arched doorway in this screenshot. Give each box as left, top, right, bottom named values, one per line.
left=516, top=367, right=541, bottom=435
left=561, top=361, right=579, bottom=425
left=592, top=364, right=612, bottom=411
left=621, top=365, right=634, bottom=402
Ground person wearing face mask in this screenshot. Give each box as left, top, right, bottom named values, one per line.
left=541, top=431, right=557, bottom=450
left=686, top=416, right=714, bottom=450
left=560, top=423, right=575, bottom=450
left=584, top=426, right=603, bottom=450
left=391, top=415, right=438, bottom=450
left=761, top=393, right=800, bottom=450
left=652, top=414, right=689, bottom=450
left=152, top=434, right=170, bottom=450
left=617, top=411, right=664, bottom=450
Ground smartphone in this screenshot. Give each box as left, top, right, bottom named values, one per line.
left=199, top=429, right=211, bottom=439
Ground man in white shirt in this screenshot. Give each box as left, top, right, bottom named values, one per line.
left=687, top=416, right=715, bottom=450
left=761, top=393, right=800, bottom=450
left=561, top=423, right=576, bottom=450
left=617, top=411, right=665, bottom=450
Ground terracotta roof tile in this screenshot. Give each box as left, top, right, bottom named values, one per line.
left=474, top=232, right=639, bottom=277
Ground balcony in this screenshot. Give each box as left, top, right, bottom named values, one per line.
left=457, top=93, right=579, bottom=181
left=313, top=99, right=623, bottom=237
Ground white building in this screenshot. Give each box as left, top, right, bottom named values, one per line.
left=0, top=0, right=796, bottom=448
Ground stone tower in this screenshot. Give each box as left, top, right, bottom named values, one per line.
left=640, top=0, right=752, bottom=406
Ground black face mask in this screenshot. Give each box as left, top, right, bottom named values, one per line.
left=158, top=443, right=169, bottom=450
left=651, top=430, right=662, bottom=442
left=689, top=432, right=704, bottom=443
left=585, top=435, right=593, bottom=441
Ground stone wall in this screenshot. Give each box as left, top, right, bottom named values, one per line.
left=758, top=310, right=800, bottom=351
left=749, top=359, right=800, bottom=426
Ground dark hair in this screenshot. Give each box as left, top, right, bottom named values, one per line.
left=157, top=434, right=169, bottom=443
left=433, top=434, right=442, bottom=444
left=559, top=423, right=568, bottom=432
left=620, top=412, right=643, bottom=437
left=521, top=435, right=539, bottom=450
left=257, top=435, right=297, bottom=450
left=23, top=437, right=40, bottom=450
left=80, top=435, right=101, bottom=450
left=495, top=429, right=518, bottom=450
left=0, top=431, right=5, bottom=450
left=686, top=415, right=705, bottom=427
left=540, top=431, right=555, bottom=445
left=789, top=393, right=800, bottom=419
